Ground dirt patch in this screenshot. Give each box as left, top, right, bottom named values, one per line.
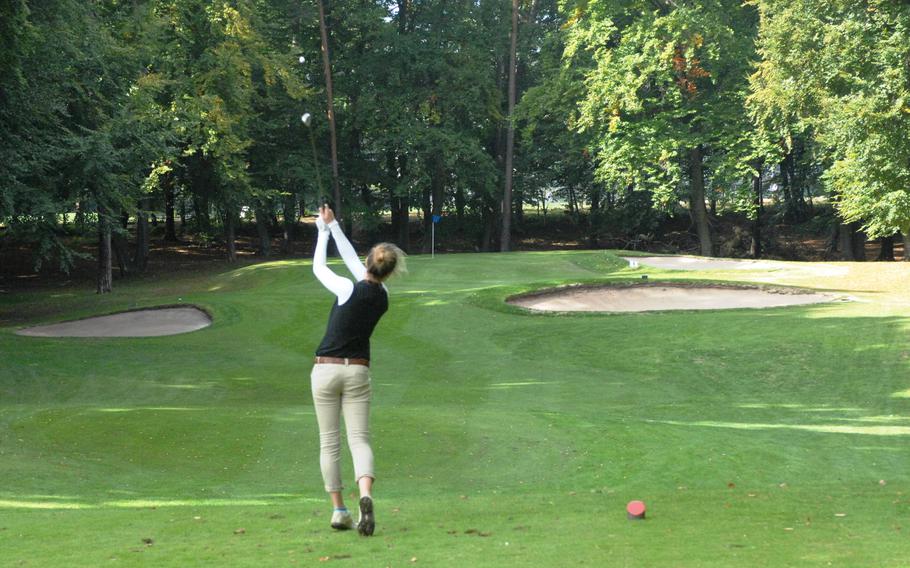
left=508, top=282, right=837, bottom=313
left=15, top=306, right=212, bottom=337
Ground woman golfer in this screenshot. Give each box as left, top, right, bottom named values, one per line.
left=311, top=205, right=405, bottom=536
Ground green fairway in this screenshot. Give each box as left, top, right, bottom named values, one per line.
left=1, top=251, right=908, bottom=566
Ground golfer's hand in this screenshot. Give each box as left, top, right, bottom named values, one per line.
left=320, top=205, right=336, bottom=225
left=315, top=211, right=328, bottom=233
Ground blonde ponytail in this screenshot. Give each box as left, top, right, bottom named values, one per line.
left=366, top=243, right=407, bottom=281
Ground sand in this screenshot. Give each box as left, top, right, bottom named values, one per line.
left=16, top=306, right=212, bottom=338
left=621, top=256, right=786, bottom=271
left=508, top=284, right=836, bottom=313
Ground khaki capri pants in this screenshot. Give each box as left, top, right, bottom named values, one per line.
left=310, top=363, right=375, bottom=492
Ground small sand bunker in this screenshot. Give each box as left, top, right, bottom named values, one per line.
left=16, top=306, right=212, bottom=337
left=509, top=283, right=836, bottom=313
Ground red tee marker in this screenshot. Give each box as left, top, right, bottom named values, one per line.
left=627, top=500, right=646, bottom=520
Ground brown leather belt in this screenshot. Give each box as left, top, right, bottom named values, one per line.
left=314, top=356, right=370, bottom=367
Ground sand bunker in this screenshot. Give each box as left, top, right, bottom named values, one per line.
left=622, top=256, right=785, bottom=271
left=621, top=255, right=851, bottom=278
left=508, top=283, right=836, bottom=313
left=16, top=306, right=212, bottom=338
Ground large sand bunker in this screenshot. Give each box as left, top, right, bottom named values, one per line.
left=621, top=256, right=785, bottom=271
left=16, top=306, right=212, bottom=338
left=508, top=283, right=837, bottom=313
left=621, top=256, right=851, bottom=278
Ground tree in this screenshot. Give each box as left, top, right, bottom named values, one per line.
left=749, top=0, right=910, bottom=259
left=500, top=0, right=520, bottom=251
left=316, top=0, right=342, bottom=217
left=564, top=0, right=761, bottom=256
left=148, top=0, right=306, bottom=262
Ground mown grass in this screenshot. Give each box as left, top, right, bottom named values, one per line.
left=1, top=251, right=908, bottom=566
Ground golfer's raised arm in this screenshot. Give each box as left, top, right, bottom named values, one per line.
left=313, top=220, right=354, bottom=303
left=328, top=221, right=368, bottom=282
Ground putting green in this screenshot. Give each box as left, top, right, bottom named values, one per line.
left=1, top=251, right=908, bottom=567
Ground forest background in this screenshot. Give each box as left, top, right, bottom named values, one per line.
left=2, top=0, right=909, bottom=292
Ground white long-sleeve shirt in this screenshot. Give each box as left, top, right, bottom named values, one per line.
left=312, top=220, right=370, bottom=305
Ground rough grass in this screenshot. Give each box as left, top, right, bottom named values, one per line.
left=1, top=251, right=908, bottom=566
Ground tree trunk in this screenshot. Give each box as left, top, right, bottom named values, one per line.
left=224, top=207, right=237, bottom=262
left=76, top=203, right=85, bottom=232
left=455, top=187, right=466, bottom=233
left=779, top=154, right=794, bottom=222
left=587, top=188, right=601, bottom=247
left=481, top=201, right=497, bottom=252
left=134, top=197, right=150, bottom=272
left=878, top=235, right=895, bottom=261
left=354, top=182, right=372, bottom=242
left=499, top=0, right=519, bottom=252
left=255, top=205, right=271, bottom=256
left=903, top=231, right=910, bottom=261
left=111, top=230, right=130, bottom=278
left=750, top=161, right=763, bottom=259
left=781, top=145, right=810, bottom=223
left=317, top=0, right=342, bottom=218
left=688, top=146, right=713, bottom=256
left=850, top=222, right=866, bottom=261
left=282, top=194, right=296, bottom=253
left=97, top=207, right=113, bottom=294
left=164, top=174, right=177, bottom=242
left=567, top=186, right=578, bottom=221
left=396, top=155, right=411, bottom=252
left=837, top=222, right=853, bottom=260
left=397, top=192, right=410, bottom=251
left=110, top=209, right=130, bottom=277
left=422, top=158, right=445, bottom=254
left=179, top=195, right=187, bottom=237
left=193, top=194, right=211, bottom=235
left=420, top=186, right=431, bottom=254
left=387, top=152, right=405, bottom=251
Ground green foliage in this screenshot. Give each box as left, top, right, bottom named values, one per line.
left=564, top=0, right=764, bottom=208
left=750, top=0, right=910, bottom=238
left=3, top=0, right=909, bottom=268
left=0, top=0, right=154, bottom=270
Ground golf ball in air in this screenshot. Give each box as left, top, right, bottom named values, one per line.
left=301, top=113, right=312, bottom=126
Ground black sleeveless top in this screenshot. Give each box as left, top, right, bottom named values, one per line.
left=315, top=280, right=389, bottom=360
